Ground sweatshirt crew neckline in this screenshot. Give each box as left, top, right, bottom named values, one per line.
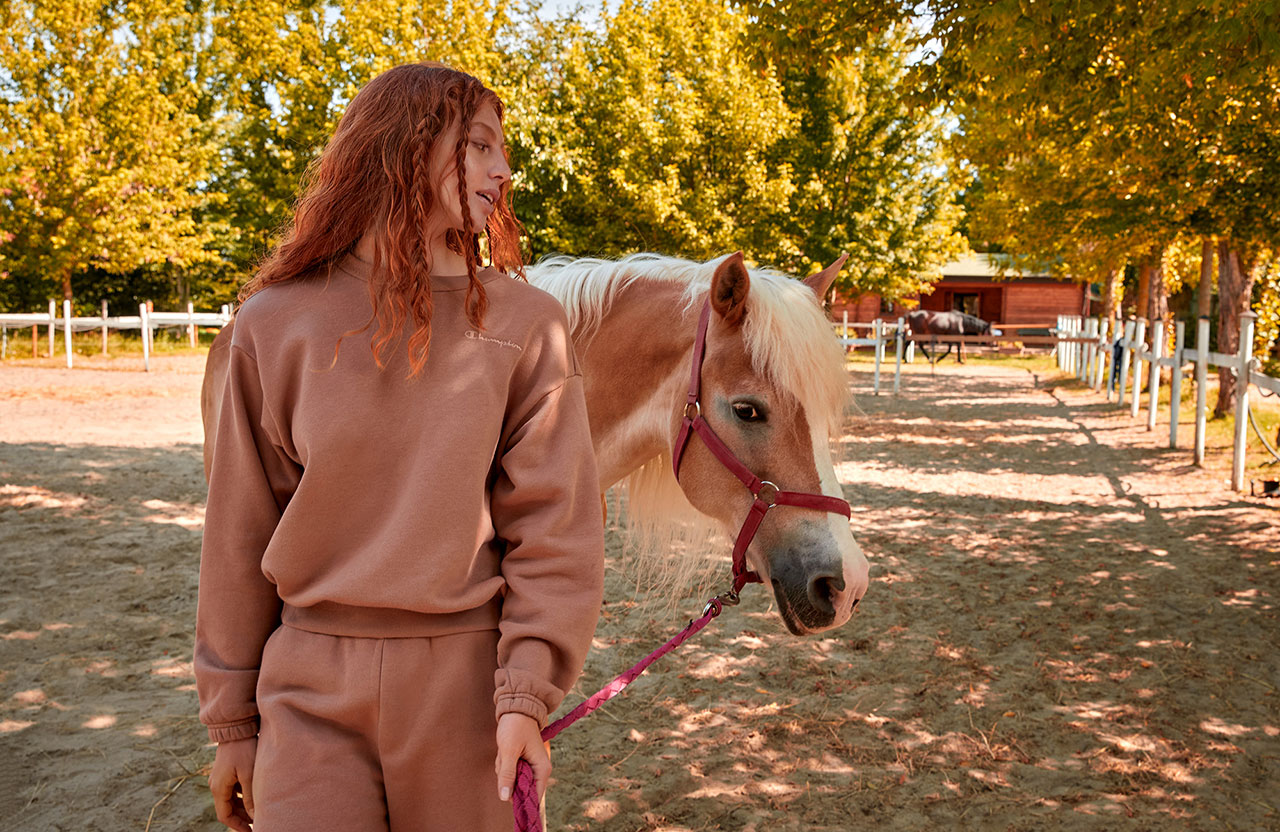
left=334, top=253, right=507, bottom=292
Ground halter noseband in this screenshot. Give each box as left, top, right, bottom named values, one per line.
left=671, top=299, right=852, bottom=599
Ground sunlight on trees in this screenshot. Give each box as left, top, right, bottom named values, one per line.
left=1, top=0, right=1276, bottom=366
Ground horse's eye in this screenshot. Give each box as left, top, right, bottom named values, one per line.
left=732, top=402, right=765, bottom=423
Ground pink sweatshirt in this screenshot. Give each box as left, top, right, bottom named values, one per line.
left=195, top=254, right=605, bottom=743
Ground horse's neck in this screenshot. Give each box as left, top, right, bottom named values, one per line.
left=574, top=279, right=696, bottom=490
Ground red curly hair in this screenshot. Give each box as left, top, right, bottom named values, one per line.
left=241, top=63, right=525, bottom=376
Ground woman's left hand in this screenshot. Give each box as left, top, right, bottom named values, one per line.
left=495, top=712, right=550, bottom=805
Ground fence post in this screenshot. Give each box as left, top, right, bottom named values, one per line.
left=1055, top=315, right=1063, bottom=369
left=1, top=325, right=6, bottom=360
left=1060, top=315, right=1069, bottom=373
left=1194, top=316, right=1209, bottom=466
left=1067, top=317, right=1076, bottom=376
left=1086, top=319, right=1096, bottom=386
left=187, top=301, right=197, bottom=348
left=1077, top=317, right=1086, bottom=378
left=1115, top=319, right=1133, bottom=404
left=1068, top=317, right=1077, bottom=377
left=1089, top=319, right=1099, bottom=388
left=48, top=299, right=56, bottom=357
left=1069, top=316, right=1078, bottom=375
left=1130, top=319, right=1147, bottom=417
left=894, top=317, right=904, bottom=396
left=1064, top=316, right=1075, bottom=373
left=63, top=299, right=73, bottom=369
left=842, top=310, right=849, bottom=352
left=1170, top=320, right=1185, bottom=449
left=101, top=300, right=109, bottom=356
left=140, top=302, right=152, bottom=373
left=1146, top=319, right=1164, bottom=431
left=1232, top=313, right=1256, bottom=492
left=1104, top=319, right=1116, bottom=399
left=873, top=318, right=882, bottom=396
left=1084, top=319, right=1097, bottom=382
left=1093, top=318, right=1109, bottom=390
left=1121, top=318, right=1133, bottom=404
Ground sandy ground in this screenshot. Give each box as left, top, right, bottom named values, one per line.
left=0, top=354, right=1276, bottom=831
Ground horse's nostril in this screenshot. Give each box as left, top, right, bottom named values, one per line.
left=850, top=596, right=859, bottom=610
left=808, top=574, right=845, bottom=616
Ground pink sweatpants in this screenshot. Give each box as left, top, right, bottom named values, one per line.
left=251, top=625, right=510, bottom=831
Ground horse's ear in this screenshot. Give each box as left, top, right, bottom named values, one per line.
left=711, top=252, right=750, bottom=328
left=802, top=253, right=848, bottom=299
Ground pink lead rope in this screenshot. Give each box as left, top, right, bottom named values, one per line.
left=511, top=298, right=852, bottom=831
left=511, top=596, right=730, bottom=831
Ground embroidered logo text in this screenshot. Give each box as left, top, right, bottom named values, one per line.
left=464, top=330, right=523, bottom=352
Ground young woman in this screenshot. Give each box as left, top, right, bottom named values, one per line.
left=195, top=63, right=605, bottom=831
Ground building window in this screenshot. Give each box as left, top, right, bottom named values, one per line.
left=953, top=293, right=980, bottom=317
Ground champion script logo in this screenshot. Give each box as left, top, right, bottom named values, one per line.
left=464, top=330, right=523, bottom=351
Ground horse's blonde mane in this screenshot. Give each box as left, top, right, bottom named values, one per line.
left=529, top=253, right=852, bottom=602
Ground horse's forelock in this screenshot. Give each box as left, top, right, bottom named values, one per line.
left=735, top=271, right=851, bottom=432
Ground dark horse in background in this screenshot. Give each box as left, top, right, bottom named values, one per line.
left=906, top=309, right=1000, bottom=364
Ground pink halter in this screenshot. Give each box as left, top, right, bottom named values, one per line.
left=671, top=299, right=852, bottom=598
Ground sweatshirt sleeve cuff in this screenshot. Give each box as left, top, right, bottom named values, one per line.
left=493, top=668, right=563, bottom=728
left=207, top=717, right=259, bottom=744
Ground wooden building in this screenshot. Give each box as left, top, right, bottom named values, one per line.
left=833, top=254, right=1090, bottom=325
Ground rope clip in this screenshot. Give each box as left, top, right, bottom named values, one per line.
left=701, top=589, right=741, bottom=618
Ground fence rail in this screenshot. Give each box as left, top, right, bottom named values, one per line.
left=831, top=312, right=1062, bottom=397
left=1054, top=312, right=1276, bottom=492
left=0, top=300, right=233, bottom=371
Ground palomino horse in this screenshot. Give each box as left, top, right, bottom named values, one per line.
left=202, top=252, right=869, bottom=634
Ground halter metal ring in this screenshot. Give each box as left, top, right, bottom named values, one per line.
left=684, top=401, right=701, bottom=420
left=756, top=481, right=779, bottom=507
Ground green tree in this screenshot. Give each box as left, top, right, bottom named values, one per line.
left=1254, top=256, right=1280, bottom=374
left=923, top=0, right=1280, bottom=411
left=515, top=0, right=798, bottom=260
left=208, top=0, right=515, bottom=274
left=0, top=0, right=221, bottom=309
left=770, top=24, right=965, bottom=300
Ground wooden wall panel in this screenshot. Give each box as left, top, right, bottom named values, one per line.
left=1002, top=283, right=1085, bottom=323
left=830, top=281, right=1083, bottom=324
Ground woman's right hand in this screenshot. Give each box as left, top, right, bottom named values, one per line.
left=209, top=736, right=257, bottom=832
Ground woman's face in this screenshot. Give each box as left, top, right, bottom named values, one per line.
left=436, top=102, right=511, bottom=235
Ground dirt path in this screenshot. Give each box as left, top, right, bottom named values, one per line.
left=0, top=359, right=1275, bottom=831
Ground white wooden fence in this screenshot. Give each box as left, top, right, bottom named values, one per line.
left=1054, top=311, right=1279, bottom=492
left=833, top=311, right=1058, bottom=397
left=834, top=312, right=910, bottom=396
left=0, top=300, right=233, bottom=372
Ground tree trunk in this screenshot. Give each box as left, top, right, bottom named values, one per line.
left=1135, top=261, right=1152, bottom=322
left=1197, top=239, right=1214, bottom=319
left=1146, top=251, right=1171, bottom=380
left=62, top=267, right=73, bottom=303
left=1214, top=240, right=1257, bottom=416
left=1100, top=268, right=1119, bottom=323
left=1149, top=251, right=1169, bottom=323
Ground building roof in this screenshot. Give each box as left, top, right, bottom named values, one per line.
left=940, top=253, right=1053, bottom=280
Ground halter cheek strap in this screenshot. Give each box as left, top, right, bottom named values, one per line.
left=671, top=299, right=852, bottom=596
